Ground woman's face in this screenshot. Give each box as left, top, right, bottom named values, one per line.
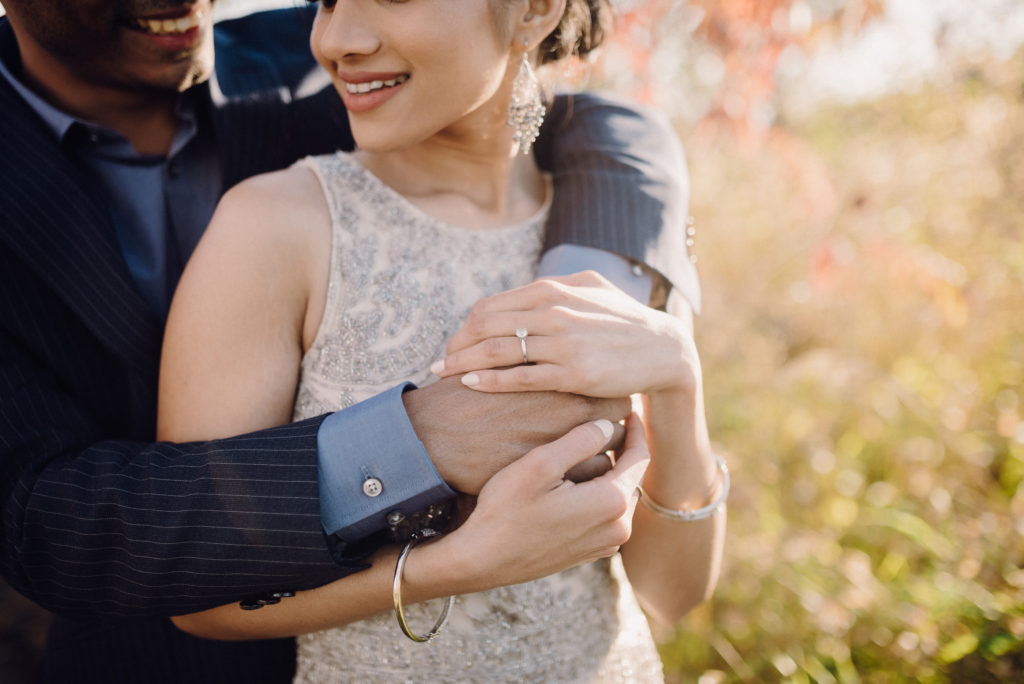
left=310, top=0, right=518, bottom=153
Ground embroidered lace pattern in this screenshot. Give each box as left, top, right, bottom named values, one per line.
left=291, top=152, right=664, bottom=684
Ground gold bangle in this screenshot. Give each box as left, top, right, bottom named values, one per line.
left=637, top=453, right=729, bottom=521
left=392, top=528, right=454, bottom=642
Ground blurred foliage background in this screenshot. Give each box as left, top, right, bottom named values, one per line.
left=2, top=0, right=1022, bottom=681
left=575, top=1, right=1024, bottom=681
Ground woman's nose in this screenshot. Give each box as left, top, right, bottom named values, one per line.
left=316, top=1, right=381, bottom=60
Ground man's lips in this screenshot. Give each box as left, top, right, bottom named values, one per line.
left=128, top=6, right=205, bottom=36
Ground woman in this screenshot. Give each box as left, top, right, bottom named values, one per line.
left=158, top=0, right=725, bottom=681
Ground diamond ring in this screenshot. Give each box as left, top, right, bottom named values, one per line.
left=515, top=328, right=528, bottom=364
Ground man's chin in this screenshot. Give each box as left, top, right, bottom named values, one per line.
left=176, top=60, right=215, bottom=92
left=135, top=49, right=215, bottom=93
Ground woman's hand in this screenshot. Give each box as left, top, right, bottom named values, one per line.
left=412, top=414, right=651, bottom=594
left=432, top=271, right=698, bottom=398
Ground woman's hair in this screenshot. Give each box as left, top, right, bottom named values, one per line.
left=491, top=0, right=613, bottom=65
left=537, top=0, right=613, bottom=65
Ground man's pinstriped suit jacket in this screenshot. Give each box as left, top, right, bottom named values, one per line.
left=0, top=8, right=696, bottom=683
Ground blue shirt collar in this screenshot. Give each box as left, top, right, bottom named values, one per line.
left=0, top=45, right=197, bottom=153
left=0, top=50, right=77, bottom=141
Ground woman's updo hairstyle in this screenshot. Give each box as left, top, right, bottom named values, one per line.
left=537, top=0, right=613, bottom=65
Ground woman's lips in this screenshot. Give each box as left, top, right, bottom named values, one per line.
left=339, top=73, right=410, bottom=113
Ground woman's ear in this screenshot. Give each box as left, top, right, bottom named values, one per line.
left=517, top=0, right=567, bottom=50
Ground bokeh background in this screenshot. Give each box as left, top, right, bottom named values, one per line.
left=2, top=0, right=1023, bottom=681
left=584, top=1, right=1024, bottom=681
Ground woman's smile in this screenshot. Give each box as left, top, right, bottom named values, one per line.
left=338, top=70, right=410, bottom=113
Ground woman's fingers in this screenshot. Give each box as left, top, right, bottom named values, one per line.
left=445, top=312, right=534, bottom=355
left=515, top=418, right=616, bottom=486
left=436, top=334, right=563, bottom=380
left=560, top=415, right=650, bottom=551
left=446, top=277, right=598, bottom=354
left=562, top=417, right=625, bottom=482
left=436, top=333, right=540, bottom=377
left=602, top=414, right=649, bottom=495
left=564, top=453, right=613, bottom=483
left=463, top=279, right=559, bottom=318
left=460, top=364, right=569, bottom=393
left=613, top=412, right=651, bottom=491
left=460, top=414, right=644, bottom=584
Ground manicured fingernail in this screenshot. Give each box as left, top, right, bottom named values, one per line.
left=462, top=373, right=480, bottom=387
left=594, top=419, right=614, bottom=440
left=430, top=359, right=445, bottom=375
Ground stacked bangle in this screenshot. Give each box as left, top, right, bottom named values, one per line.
left=638, top=453, right=730, bottom=521
left=392, top=528, right=454, bottom=642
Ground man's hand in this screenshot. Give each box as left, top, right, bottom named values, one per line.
left=410, top=415, right=651, bottom=594
left=403, top=376, right=629, bottom=494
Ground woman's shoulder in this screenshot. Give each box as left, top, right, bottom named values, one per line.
left=292, top=151, right=367, bottom=195
left=219, top=163, right=323, bottom=221
left=209, top=163, right=328, bottom=245
left=189, top=163, right=331, bottom=295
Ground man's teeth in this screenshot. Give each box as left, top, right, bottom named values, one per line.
left=345, top=75, right=409, bottom=95
left=135, top=12, right=201, bottom=35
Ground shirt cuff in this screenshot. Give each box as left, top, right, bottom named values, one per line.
left=536, top=244, right=653, bottom=304
left=317, top=383, right=454, bottom=544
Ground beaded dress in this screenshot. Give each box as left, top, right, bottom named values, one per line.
left=290, top=152, right=664, bottom=684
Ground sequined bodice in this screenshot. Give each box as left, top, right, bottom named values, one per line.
left=291, top=153, right=663, bottom=683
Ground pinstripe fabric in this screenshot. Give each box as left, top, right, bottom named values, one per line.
left=539, top=94, right=701, bottom=311
left=0, top=11, right=353, bottom=683
left=0, top=14, right=355, bottom=623
left=40, top=616, right=298, bottom=684
left=1, top=9, right=694, bottom=681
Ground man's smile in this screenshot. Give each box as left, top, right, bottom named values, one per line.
left=134, top=14, right=202, bottom=36
left=127, top=5, right=206, bottom=36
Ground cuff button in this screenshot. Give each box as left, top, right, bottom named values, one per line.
left=362, top=478, right=383, bottom=497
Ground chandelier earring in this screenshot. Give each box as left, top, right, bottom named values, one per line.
left=507, top=42, right=546, bottom=155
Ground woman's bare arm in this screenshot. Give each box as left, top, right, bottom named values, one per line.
left=158, top=166, right=330, bottom=442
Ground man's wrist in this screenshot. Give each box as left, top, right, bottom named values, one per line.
left=317, top=383, right=455, bottom=547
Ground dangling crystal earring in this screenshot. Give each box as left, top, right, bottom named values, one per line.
left=507, top=46, right=546, bottom=155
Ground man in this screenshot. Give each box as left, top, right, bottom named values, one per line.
left=0, top=0, right=698, bottom=681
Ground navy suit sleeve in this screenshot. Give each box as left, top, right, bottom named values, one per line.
left=534, top=92, right=701, bottom=313
left=0, top=322, right=359, bottom=618
left=0, top=10, right=373, bottom=620
left=0, top=245, right=359, bottom=620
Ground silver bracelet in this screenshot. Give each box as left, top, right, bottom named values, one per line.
left=637, top=453, right=730, bottom=521
left=392, top=528, right=454, bottom=643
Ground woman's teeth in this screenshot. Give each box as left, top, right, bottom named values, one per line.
left=135, top=11, right=202, bottom=35
left=345, top=75, right=409, bottom=94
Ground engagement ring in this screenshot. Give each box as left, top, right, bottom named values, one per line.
left=515, top=328, right=529, bottom=364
